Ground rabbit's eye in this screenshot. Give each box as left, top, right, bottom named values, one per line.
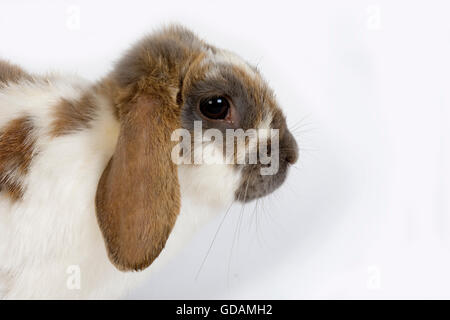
left=199, top=96, right=230, bottom=120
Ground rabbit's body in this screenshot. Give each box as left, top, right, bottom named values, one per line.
left=0, top=70, right=239, bottom=299
left=0, top=25, right=298, bottom=299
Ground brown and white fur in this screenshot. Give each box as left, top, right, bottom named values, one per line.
left=0, top=25, right=298, bottom=299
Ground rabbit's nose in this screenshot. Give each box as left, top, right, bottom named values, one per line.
left=282, top=130, right=298, bottom=165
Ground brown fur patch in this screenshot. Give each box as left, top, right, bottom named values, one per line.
left=0, top=116, right=36, bottom=201
left=114, top=25, right=205, bottom=90
left=0, top=60, right=33, bottom=86
left=49, top=94, right=98, bottom=137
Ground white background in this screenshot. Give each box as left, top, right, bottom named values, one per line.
left=1, top=0, right=449, bottom=299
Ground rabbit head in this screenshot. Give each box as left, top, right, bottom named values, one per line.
left=95, top=25, right=298, bottom=272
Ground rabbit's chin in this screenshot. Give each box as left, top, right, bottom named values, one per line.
left=177, top=163, right=242, bottom=210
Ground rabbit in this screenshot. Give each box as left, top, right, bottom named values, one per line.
left=0, top=25, right=298, bottom=299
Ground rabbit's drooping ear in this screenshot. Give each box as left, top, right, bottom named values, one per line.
left=95, top=93, right=181, bottom=271
left=95, top=25, right=204, bottom=271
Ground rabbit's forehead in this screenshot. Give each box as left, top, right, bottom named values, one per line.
left=202, top=49, right=259, bottom=79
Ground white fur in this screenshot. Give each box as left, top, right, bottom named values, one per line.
left=203, top=49, right=257, bottom=78
left=0, top=75, right=241, bottom=299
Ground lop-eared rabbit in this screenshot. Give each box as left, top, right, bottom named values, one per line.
left=0, top=25, right=298, bottom=299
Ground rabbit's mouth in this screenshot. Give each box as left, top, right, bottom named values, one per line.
left=235, top=129, right=298, bottom=202
left=235, top=161, right=289, bottom=202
